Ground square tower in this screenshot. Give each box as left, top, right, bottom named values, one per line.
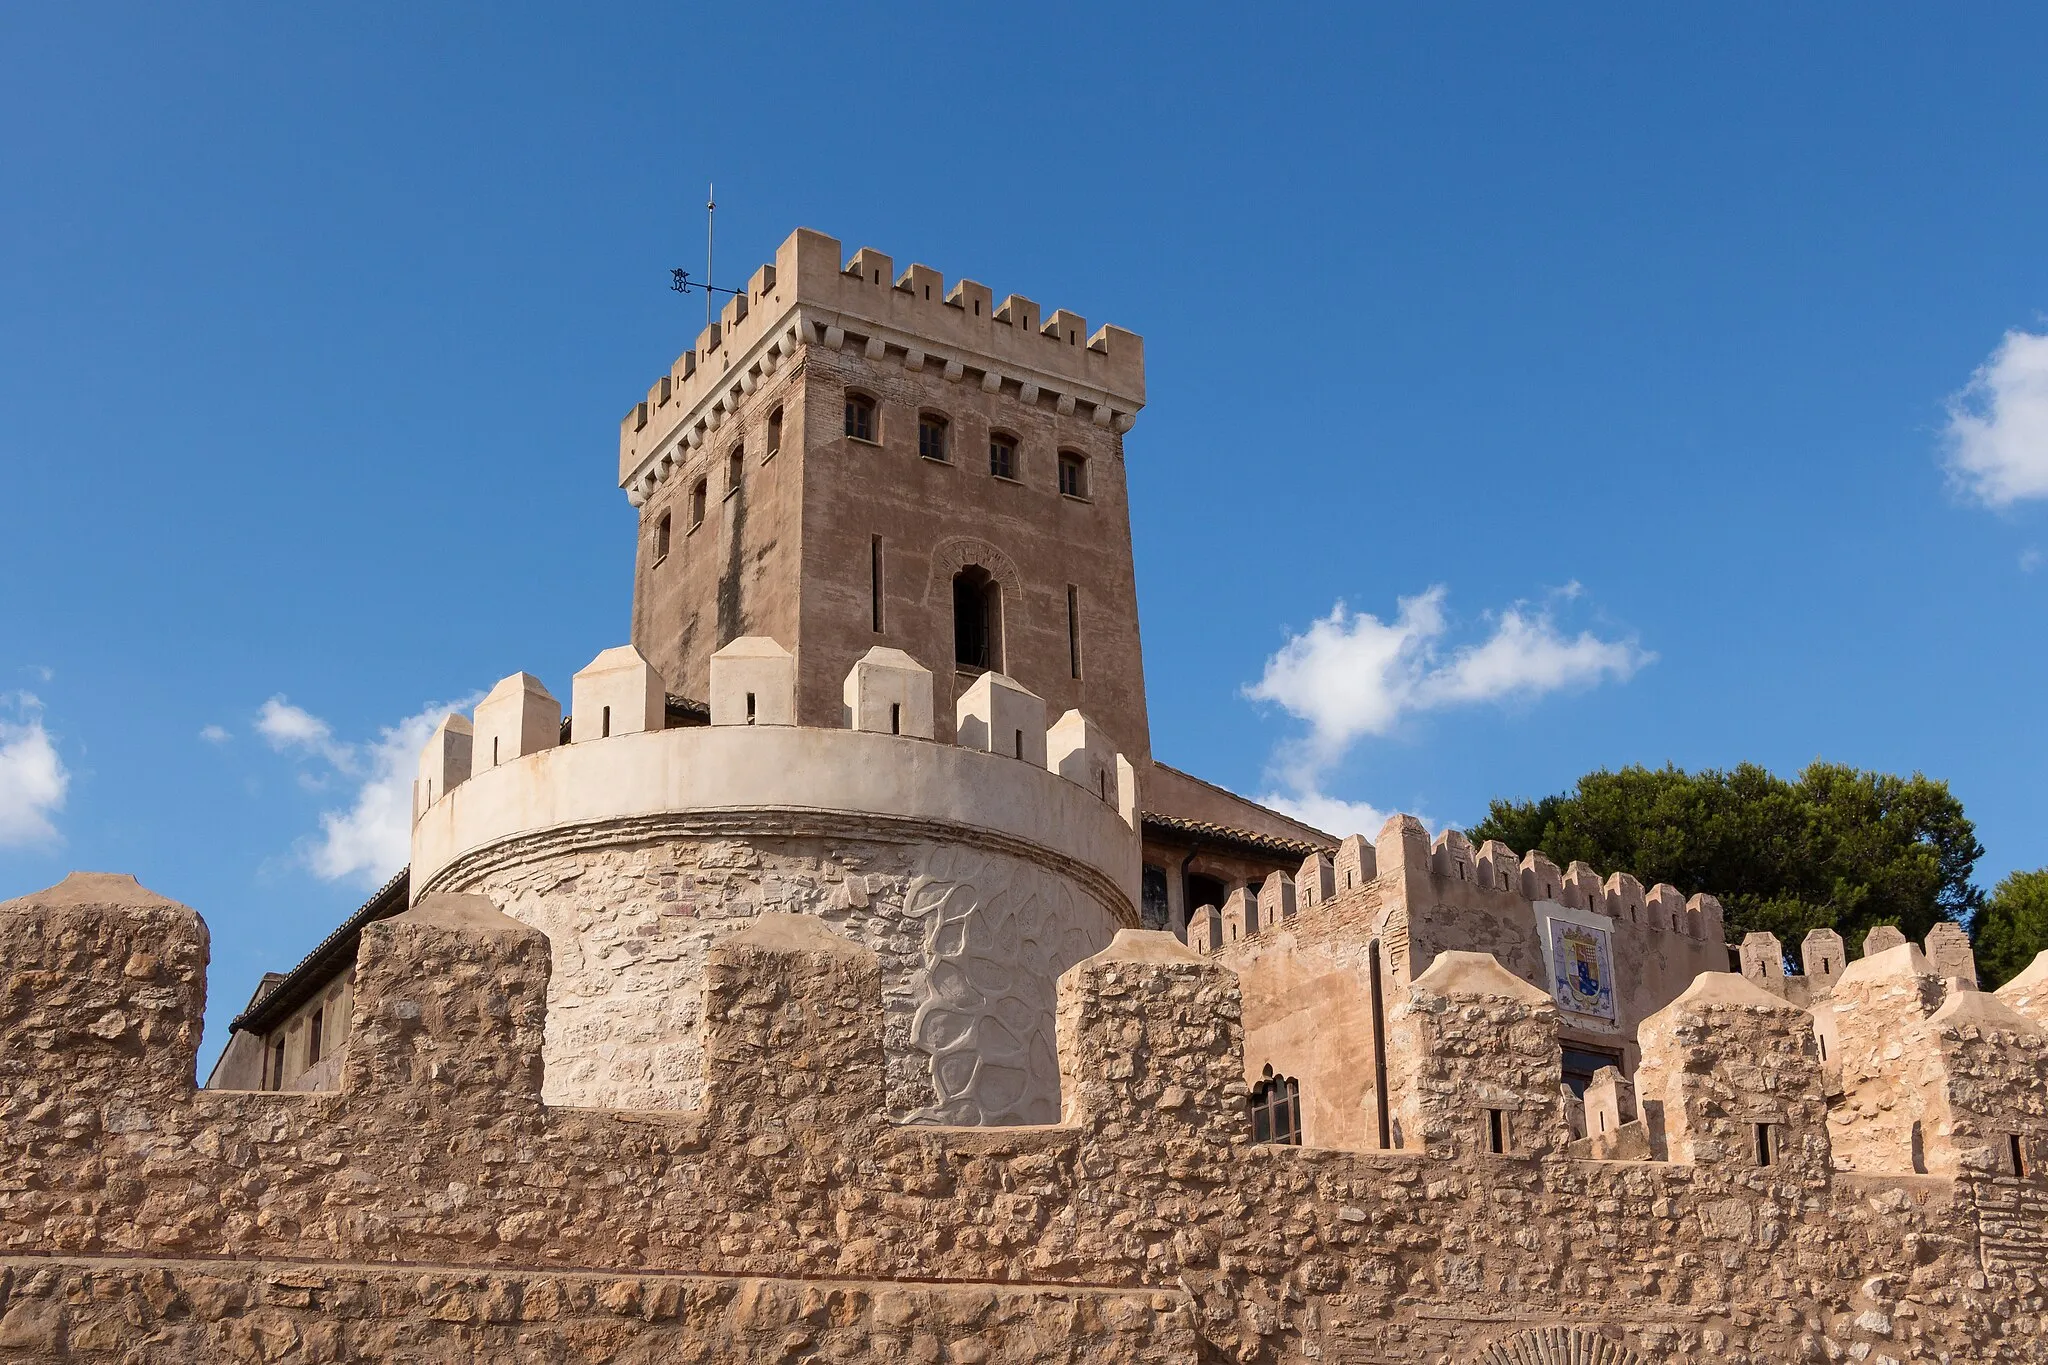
left=619, top=228, right=1152, bottom=761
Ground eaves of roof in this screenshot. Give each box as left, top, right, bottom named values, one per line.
left=229, top=867, right=409, bottom=1035
left=1139, top=812, right=1334, bottom=862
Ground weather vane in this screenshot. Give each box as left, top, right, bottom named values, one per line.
left=670, top=183, right=744, bottom=326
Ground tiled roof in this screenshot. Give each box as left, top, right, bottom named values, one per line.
left=230, top=867, right=409, bottom=1035
left=1140, top=812, right=1334, bottom=861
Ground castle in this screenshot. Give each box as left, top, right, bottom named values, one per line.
left=4, top=229, right=2047, bottom=1362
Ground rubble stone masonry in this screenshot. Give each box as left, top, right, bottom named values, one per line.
left=4, top=872, right=2048, bottom=1362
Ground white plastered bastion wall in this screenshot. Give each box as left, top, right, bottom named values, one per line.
left=411, top=650, right=1140, bottom=1124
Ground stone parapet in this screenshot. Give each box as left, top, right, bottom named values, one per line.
left=5, top=881, right=2048, bottom=1361
left=619, top=228, right=1145, bottom=505
left=412, top=692, right=1140, bottom=917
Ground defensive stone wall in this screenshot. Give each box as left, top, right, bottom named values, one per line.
left=407, top=638, right=1141, bottom=1124
left=5, top=873, right=2048, bottom=1361
left=1203, top=815, right=1733, bottom=1148
left=619, top=228, right=1145, bottom=505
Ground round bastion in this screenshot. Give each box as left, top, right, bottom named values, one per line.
left=409, top=638, right=1140, bottom=1124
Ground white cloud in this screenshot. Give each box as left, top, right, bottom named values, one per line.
left=2022, top=548, right=2042, bottom=573
left=0, top=693, right=69, bottom=848
left=1945, top=329, right=2048, bottom=507
left=1245, top=585, right=1652, bottom=829
left=256, top=695, right=477, bottom=888
left=1258, top=789, right=1395, bottom=840
left=305, top=704, right=453, bottom=886
left=199, top=724, right=231, bottom=744
left=257, top=696, right=336, bottom=754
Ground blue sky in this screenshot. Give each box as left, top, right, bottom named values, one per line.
left=5, top=4, right=2047, bottom=1062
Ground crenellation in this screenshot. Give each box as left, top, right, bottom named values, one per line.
left=619, top=228, right=1144, bottom=503
left=10, top=865, right=2048, bottom=1360
left=1429, top=827, right=1474, bottom=882
left=1740, top=931, right=1787, bottom=983
left=1519, top=849, right=1562, bottom=901
left=1643, top=882, right=1685, bottom=933
left=1603, top=869, right=1645, bottom=923
left=472, top=671, right=559, bottom=772
left=1257, top=870, right=1296, bottom=926
left=1560, top=859, right=1603, bottom=912
left=1222, top=886, right=1258, bottom=942
left=1334, top=832, right=1376, bottom=891
left=1927, top=920, right=1979, bottom=988
left=1297, top=851, right=1335, bottom=907
left=413, top=711, right=472, bottom=822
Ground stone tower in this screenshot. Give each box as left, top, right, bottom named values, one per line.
left=618, top=228, right=1152, bottom=760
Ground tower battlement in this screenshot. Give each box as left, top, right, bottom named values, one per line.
left=619, top=228, right=1146, bottom=506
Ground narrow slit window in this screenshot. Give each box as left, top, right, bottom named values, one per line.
left=267, top=1037, right=286, bottom=1090
left=601, top=705, right=612, bottom=739
left=492, top=737, right=500, bottom=766
left=766, top=406, right=783, bottom=458
left=889, top=702, right=901, bottom=735
left=690, top=479, right=707, bottom=530
left=1487, top=1109, right=1506, bottom=1155
left=654, top=512, right=671, bottom=562
left=1066, top=585, right=1082, bottom=679
left=1013, top=729, right=1023, bottom=759
left=728, top=446, right=744, bottom=494
left=2012, top=1134, right=2029, bottom=1177
left=307, top=1008, right=323, bottom=1067
left=870, top=536, right=885, bottom=633
left=745, top=692, right=757, bottom=724
left=1755, top=1123, right=1774, bottom=1167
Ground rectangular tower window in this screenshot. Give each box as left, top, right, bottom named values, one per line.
left=990, top=434, right=1017, bottom=480
left=2012, top=1133, right=2029, bottom=1177
left=1066, top=585, right=1082, bottom=679
left=1058, top=451, right=1088, bottom=498
left=728, top=446, right=744, bottom=495
left=307, top=1008, right=323, bottom=1066
left=654, top=512, right=671, bottom=563
left=1755, top=1123, right=1774, bottom=1167
left=919, top=413, right=949, bottom=462
left=267, top=1037, right=286, bottom=1090
left=1487, top=1109, right=1506, bottom=1155
left=870, top=536, right=884, bottom=633
left=766, top=406, right=783, bottom=458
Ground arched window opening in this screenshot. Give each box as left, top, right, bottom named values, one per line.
left=953, top=566, right=1001, bottom=672
left=689, top=479, right=708, bottom=531
left=1251, top=1064, right=1302, bottom=1145
left=919, top=413, right=950, bottom=462
left=727, top=445, right=744, bottom=495
left=845, top=392, right=876, bottom=442
left=654, top=511, right=671, bottom=562
left=766, top=406, right=784, bottom=458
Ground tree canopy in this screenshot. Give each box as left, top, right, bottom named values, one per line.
left=1972, top=868, right=2048, bottom=989
left=1468, top=762, right=1984, bottom=964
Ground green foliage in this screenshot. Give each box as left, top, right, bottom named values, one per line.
left=1468, top=762, right=1984, bottom=954
left=1973, top=868, right=2048, bottom=989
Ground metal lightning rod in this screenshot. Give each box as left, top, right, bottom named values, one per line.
left=670, top=182, right=747, bottom=313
